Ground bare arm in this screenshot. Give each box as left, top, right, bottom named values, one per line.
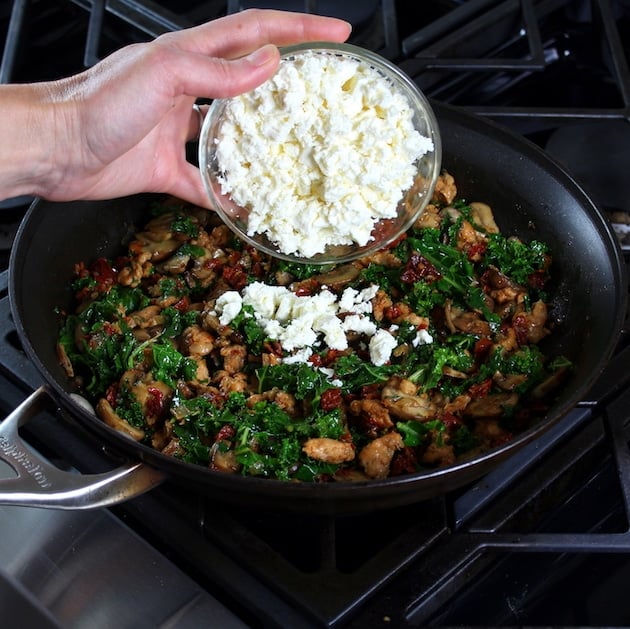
left=0, top=9, right=351, bottom=206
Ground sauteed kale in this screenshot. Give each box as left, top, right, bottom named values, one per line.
left=57, top=173, right=571, bottom=481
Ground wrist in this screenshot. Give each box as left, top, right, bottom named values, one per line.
left=0, top=83, right=64, bottom=202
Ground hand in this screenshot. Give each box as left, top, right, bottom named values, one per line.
left=0, top=9, right=351, bottom=206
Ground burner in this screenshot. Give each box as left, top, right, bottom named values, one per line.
left=0, top=203, right=27, bottom=272
left=226, top=0, right=395, bottom=56
left=227, top=1, right=379, bottom=27
left=545, top=120, right=630, bottom=214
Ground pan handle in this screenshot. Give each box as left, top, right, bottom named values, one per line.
left=0, top=386, right=166, bottom=509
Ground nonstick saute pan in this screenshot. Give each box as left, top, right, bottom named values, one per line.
left=4, top=101, right=626, bottom=515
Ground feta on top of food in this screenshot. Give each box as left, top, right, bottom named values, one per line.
left=368, top=329, right=399, bottom=367
left=413, top=328, right=434, bottom=347
left=211, top=280, right=421, bottom=366
left=215, top=50, right=434, bottom=257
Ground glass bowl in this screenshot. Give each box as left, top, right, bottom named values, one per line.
left=199, top=42, right=442, bottom=265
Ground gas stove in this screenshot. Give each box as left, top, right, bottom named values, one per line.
left=1, top=1, right=630, bottom=627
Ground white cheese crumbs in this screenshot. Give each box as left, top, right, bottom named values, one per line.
left=213, top=291, right=243, bottom=326
left=369, top=329, right=399, bottom=366
left=282, top=347, right=313, bottom=364
left=211, top=280, right=435, bottom=367
left=413, top=328, right=434, bottom=347
left=338, top=285, right=379, bottom=313
left=215, top=50, right=434, bottom=257
left=213, top=281, right=382, bottom=357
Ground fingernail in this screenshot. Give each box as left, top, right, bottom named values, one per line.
left=246, top=44, right=278, bottom=67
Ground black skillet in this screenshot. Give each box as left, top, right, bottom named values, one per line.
left=5, top=101, right=626, bottom=515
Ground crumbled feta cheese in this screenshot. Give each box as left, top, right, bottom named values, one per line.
left=369, top=329, right=398, bottom=366
left=342, top=314, right=377, bottom=336
left=215, top=50, right=434, bottom=257
left=220, top=281, right=386, bottom=359
left=282, top=347, right=313, bottom=365
left=317, top=367, right=343, bottom=388
left=413, top=329, right=434, bottom=347
left=213, top=291, right=243, bottom=325
left=338, top=285, right=379, bottom=314
left=213, top=280, right=431, bottom=367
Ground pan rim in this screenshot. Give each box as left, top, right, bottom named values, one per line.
left=8, top=101, right=628, bottom=509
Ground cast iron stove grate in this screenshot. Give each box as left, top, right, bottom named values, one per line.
left=1, top=264, right=630, bottom=627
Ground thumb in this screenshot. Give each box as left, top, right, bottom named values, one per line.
left=207, top=44, right=280, bottom=99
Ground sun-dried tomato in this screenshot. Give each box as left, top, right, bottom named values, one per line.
left=114, top=255, right=130, bottom=269
left=360, top=383, right=381, bottom=399
left=172, top=296, right=190, bottom=312
left=440, top=412, right=463, bottom=430
left=386, top=231, right=408, bottom=249
left=512, top=313, right=530, bottom=346
left=91, top=257, right=117, bottom=292
left=146, top=386, right=166, bottom=418
left=308, top=354, right=323, bottom=367
left=246, top=246, right=266, bottom=278
left=226, top=250, right=242, bottom=266
left=103, top=322, right=118, bottom=336
left=468, top=378, right=493, bottom=398
left=263, top=341, right=283, bottom=357
left=204, top=257, right=224, bottom=271
left=105, top=383, right=118, bottom=407
left=527, top=270, right=547, bottom=289
left=384, top=304, right=403, bottom=320
left=465, top=241, right=487, bottom=260
left=371, top=218, right=399, bottom=245
left=400, top=253, right=441, bottom=284
left=474, top=337, right=493, bottom=361
left=294, top=279, right=320, bottom=297
left=320, top=388, right=343, bottom=411
left=216, top=424, right=236, bottom=442
left=222, top=265, right=248, bottom=290
left=390, top=447, right=418, bottom=476
left=321, top=348, right=345, bottom=366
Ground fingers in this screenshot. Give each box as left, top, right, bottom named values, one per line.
left=163, top=43, right=281, bottom=100
left=161, top=9, right=352, bottom=60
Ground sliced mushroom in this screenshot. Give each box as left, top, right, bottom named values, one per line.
left=127, top=305, right=164, bottom=329
left=432, top=171, right=457, bottom=204
left=531, top=367, right=570, bottom=399
left=160, top=251, right=191, bottom=274
left=469, top=201, right=500, bottom=233
left=96, top=398, right=145, bottom=441
left=463, top=392, right=519, bottom=418
left=56, top=343, right=74, bottom=378
left=381, top=385, right=437, bottom=420
left=209, top=442, right=241, bottom=474
left=313, top=263, right=362, bottom=289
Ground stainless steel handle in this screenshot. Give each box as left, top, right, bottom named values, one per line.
left=0, top=386, right=166, bottom=509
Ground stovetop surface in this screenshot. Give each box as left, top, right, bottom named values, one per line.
left=1, top=1, right=630, bottom=627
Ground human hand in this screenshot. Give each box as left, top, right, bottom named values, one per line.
left=5, top=10, right=351, bottom=206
